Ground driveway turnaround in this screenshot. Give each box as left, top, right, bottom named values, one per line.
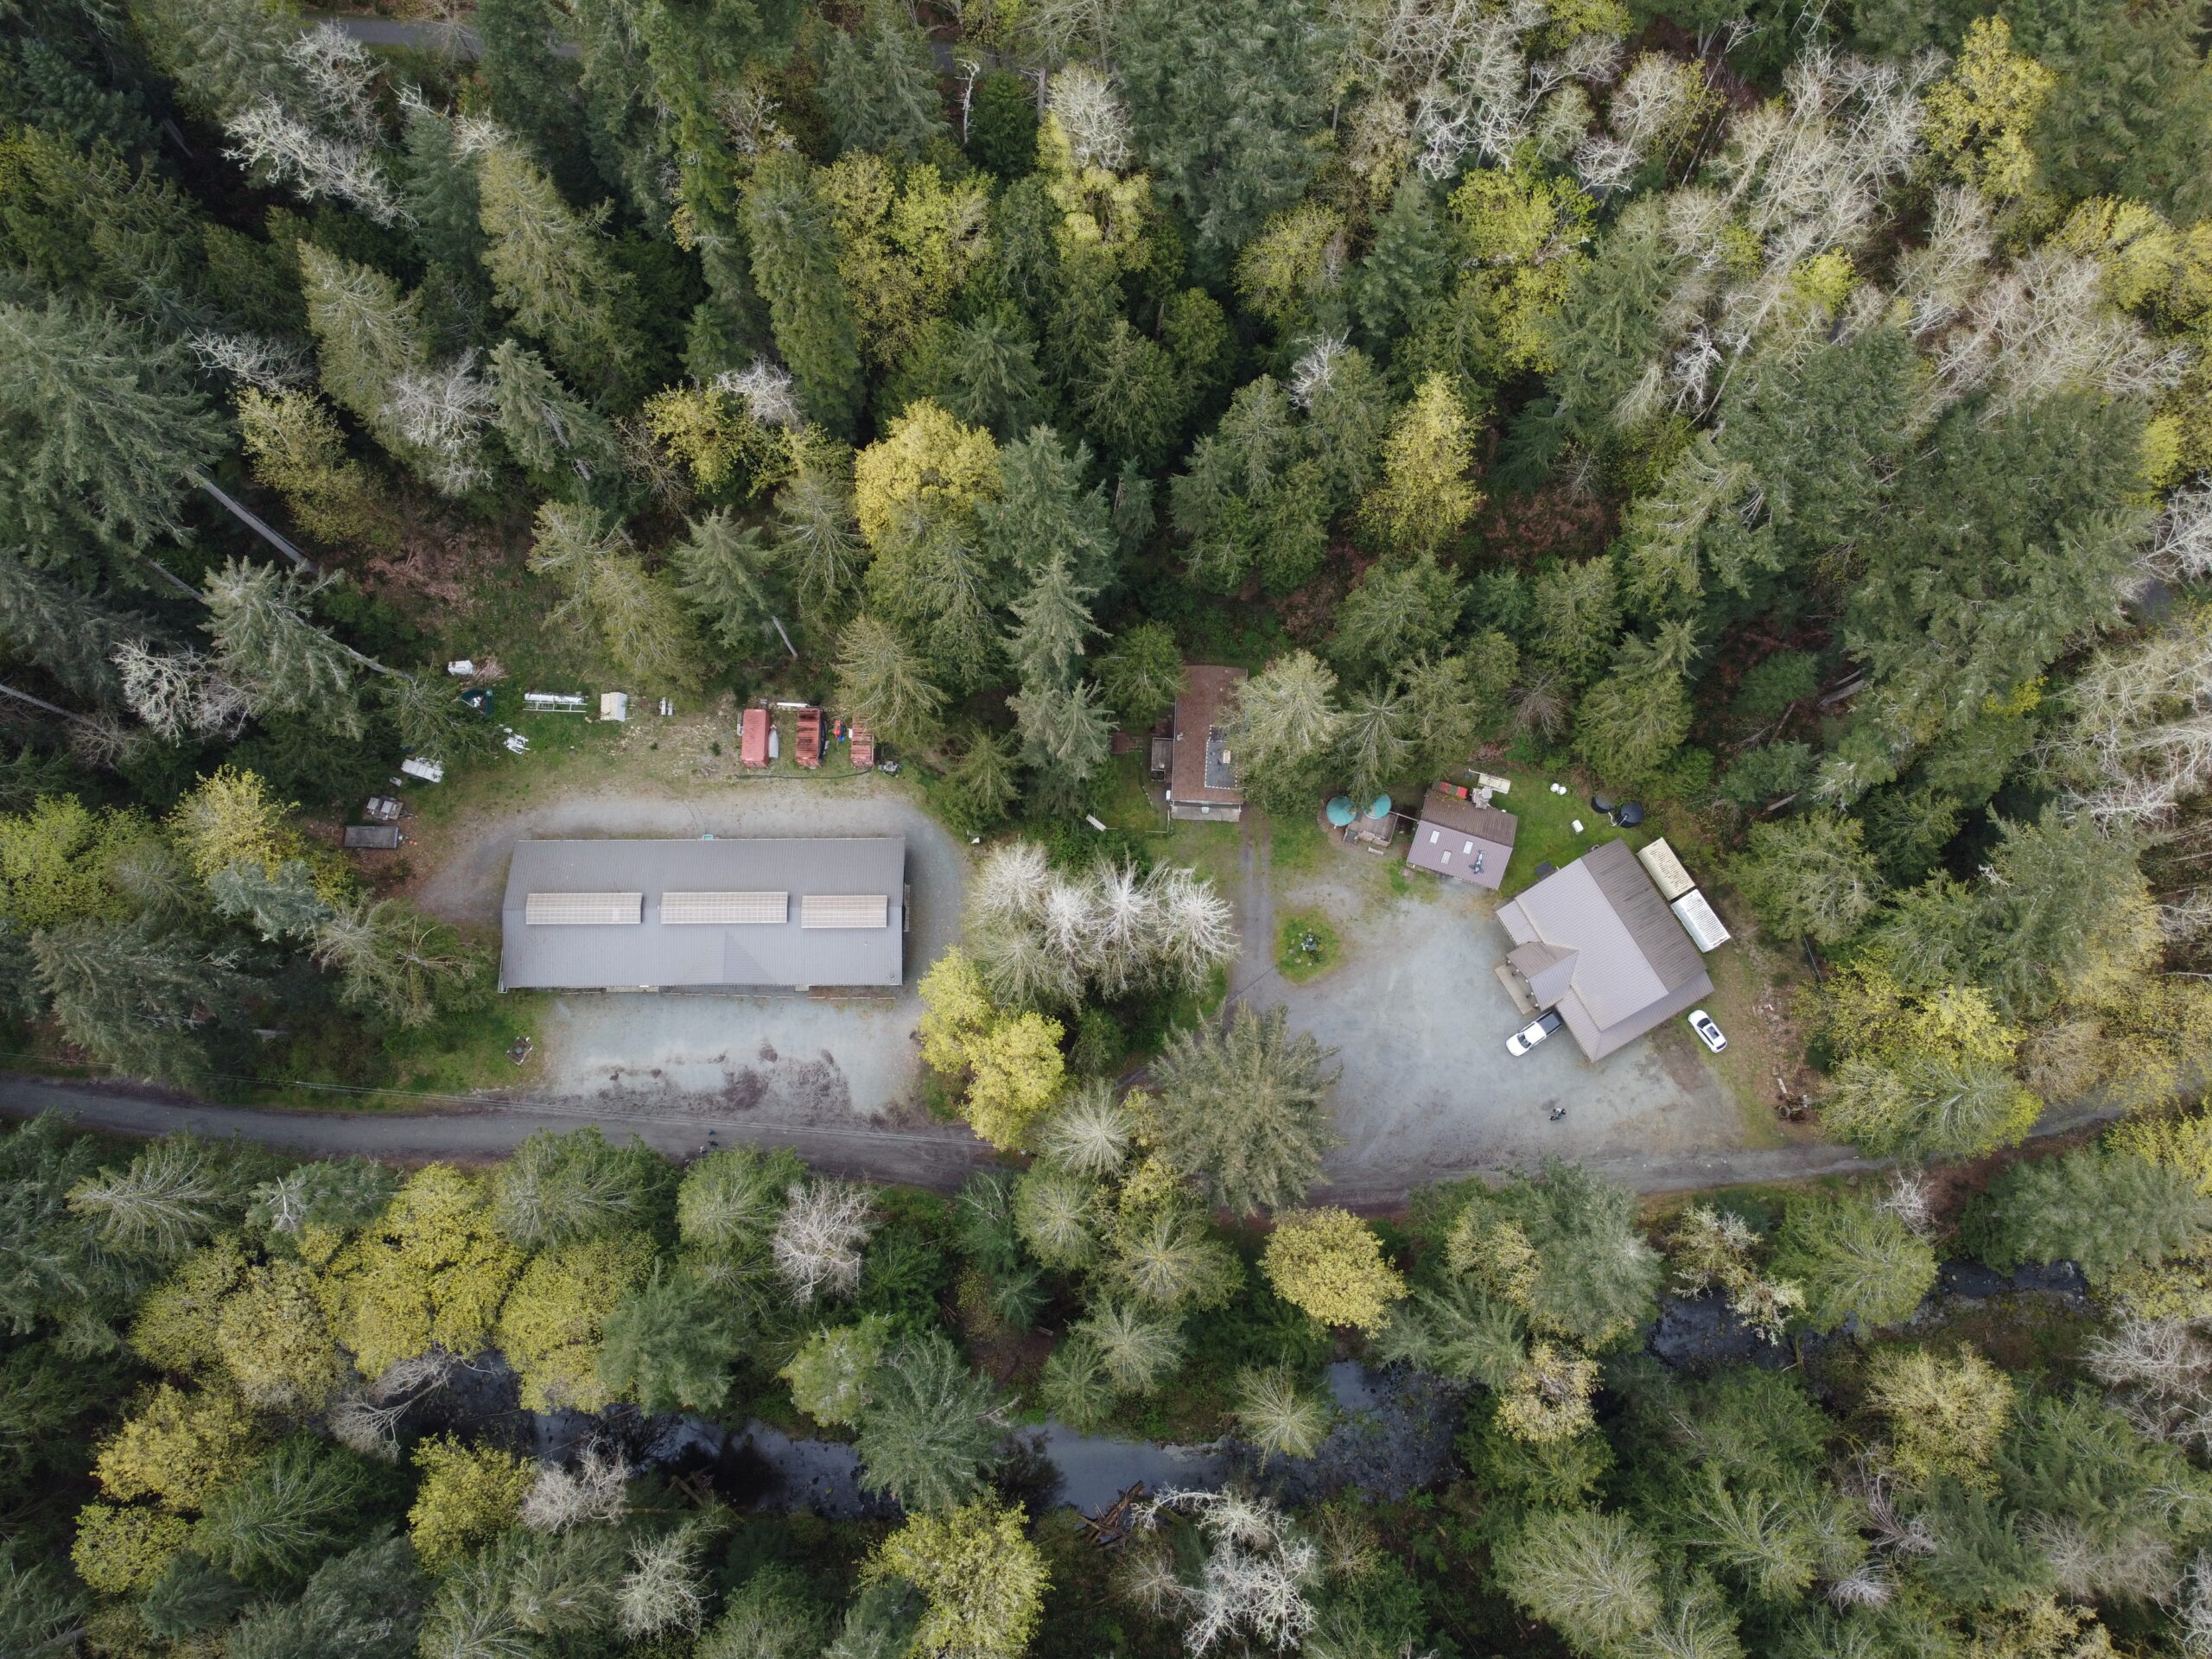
left=1239, top=858, right=1858, bottom=1203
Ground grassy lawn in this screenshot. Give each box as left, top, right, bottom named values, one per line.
left=1270, top=810, right=1329, bottom=877
left=1451, top=765, right=1657, bottom=897
left=1092, top=750, right=1168, bottom=835
left=1275, top=912, right=1339, bottom=982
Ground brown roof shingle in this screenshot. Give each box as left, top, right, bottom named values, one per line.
left=1169, top=664, right=1247, bottom=807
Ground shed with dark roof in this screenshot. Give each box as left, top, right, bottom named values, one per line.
left=499, top=837, right=906, bottom=991
left=1166, top=664, right=1247, bottom=822
left=1407, top=785, right=1516, bottom=889
left=1493, top=837, right=1712, bottom=1061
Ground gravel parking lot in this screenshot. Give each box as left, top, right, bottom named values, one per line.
left=1249, top=849, right=1808, bottom=1202
left=416, top=779, right=970, bottom=1133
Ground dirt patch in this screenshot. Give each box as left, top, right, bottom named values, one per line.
left=1469, top=475, right=1616, bottom=567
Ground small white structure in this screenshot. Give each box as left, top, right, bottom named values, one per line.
left=446, top=659, right=475, bottom=676
left=1669, top=889, right=1732, bottom=952
left=524, top=691, right=588, bottom=714
left=600, top=691, right=630, bottom=722
left=399, top=756, right=445, bottom=783
left=1637, top=837, right=1696, bottom=902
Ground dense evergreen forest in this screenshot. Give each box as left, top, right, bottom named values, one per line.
left=14, top=0, right=2212, bottom=1653
left=13, top=1114, right=2212, bottom=1659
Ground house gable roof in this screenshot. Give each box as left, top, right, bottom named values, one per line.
left=1494, top=837, right=1712, bottom=1059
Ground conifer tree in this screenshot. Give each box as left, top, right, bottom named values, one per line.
left=931, top=727, right=1020, bottom=836
left=1356, top=173, right=1450, bottom=348
left=128, top=0, right=298, bottom=125
left=816, top=0, right=949, bottom=160
left=486, top=340, right=620, bottom=496
left=235, top=388, right=390, bottom=546
left=977, top=428, right=1116, bottom=591
left=1330, top=556, right=1465, bottom=684
left=1006, top=552, right=1098, bottom=692
left=772, top=434, right=866, bottom=616
left=308, top=899, right=482, bottom=1028
left=1224, top=651, right=1344, bottom=816
left=1575, top=626, right=1696, bottom=790
left=926, top=312, right=1045, bottom=440
left=0, top=550, right=143, bottom=704
left=834, top=613, right=945, bottom=750
left=477, top=141, right=633, bottom=391
left=397, top=99, right=488, bottom=275
left=201, top=559, right=383, bottom=737
left=1400, top=645, right=1511, bottom=780
left=668, top=510, right=778, bottom=657
left=1114, top=0, right=1339, bottom=254
left=1009, top=677, right=1111, bottom=812
left=1151, top=1003, right=1340, bottom=1217
left=1299, top=346, right=1393, bottom=506
left=529, top=504, right=705, bottom=691
left=1096, top=622, right=1184, bottom=729
left=745, top=152, right=865, bottom=435
left=1073, top=321, right=1185, bottom=471
left=0, top=290, right=225, bottom=561
left=1338, top=685, right=1410, bottom=804
left=33, top=918, right=246, bottom=1087
left=1363, top=373, right=1482, bottom=554
left=296, top=244, right=429, bottom=458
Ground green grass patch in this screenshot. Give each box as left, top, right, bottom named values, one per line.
left=1163, top=817, right=1242, bottom=897
left=1275, top=912, right=1339, bottom=982
left=1270, top=809, right=1328, bottom=876
left=1476, top=766, right=1656, bottom=897
left=1095, top=750, right=1168, bottom=834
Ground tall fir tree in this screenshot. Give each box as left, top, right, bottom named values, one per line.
left=744, top=151, right=865, bottom=435
left=0, top=290, right=225, bottom=567
left=978, top=428, right=1116, bottom=592
left=476, top=141, right=635, bottom=392
left=486, top=340, right=620, bottom=498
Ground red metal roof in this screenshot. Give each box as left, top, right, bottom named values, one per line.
left=741, top=707, right=769, bottom=768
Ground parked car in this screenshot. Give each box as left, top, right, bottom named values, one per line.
left=1688, top=1009, right=1726, bottom=1052
left=1507, top=1009, right=1564, bottom=1056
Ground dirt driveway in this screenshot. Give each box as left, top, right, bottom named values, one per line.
left=416, top=779, right=972, bottom=1136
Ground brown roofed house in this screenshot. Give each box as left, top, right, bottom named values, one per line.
left=741, top=707, right=770, bottom=769
left=1167, top=664, right=1248, bottom=822
left=1407, top=785, right=1516, bottom=890
left=1494, top=838, right=1713, bottom=1062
